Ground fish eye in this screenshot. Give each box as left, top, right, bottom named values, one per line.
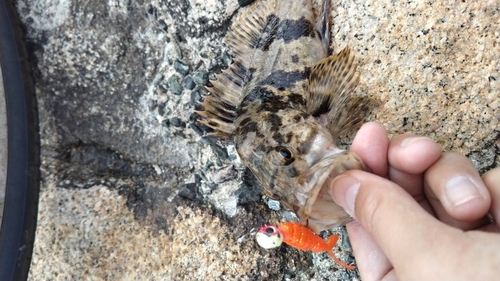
left=268, top=146, right=295, bottom=166
left=278, top=147, right=292, bottom=159
left=274, top=146, right=295, bottom=165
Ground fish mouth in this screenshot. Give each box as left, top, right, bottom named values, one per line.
left=295, top=147, right=367, bottom=233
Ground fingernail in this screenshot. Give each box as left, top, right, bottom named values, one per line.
left=445, top=176, right=481, bottom=207
left=400, top=136, right=431, bottom=147
left=331, top=175, right=360, bottom=216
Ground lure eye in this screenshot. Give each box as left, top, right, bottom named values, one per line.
left=265, top=227, right=275, bottom=233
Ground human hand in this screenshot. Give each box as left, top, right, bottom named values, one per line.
left=331, top=122, right=500, bottom=280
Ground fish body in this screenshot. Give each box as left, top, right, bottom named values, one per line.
left=197, top=0, right=371, bottom=233
left=255, top=222, right=355, bottom=270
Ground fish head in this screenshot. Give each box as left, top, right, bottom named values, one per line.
left=236, top=111, right=367, bottom=233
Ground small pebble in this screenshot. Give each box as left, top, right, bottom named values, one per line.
left=189, top=123, right=205, bottom=136
left=201, top=137, right=228, bottom=160
left=167, top=75, right=182, bottom=95
left=158, top=19, right=168, bottom=31
left=183, top=76, right=196, bottom=90
left=190, top=90, right=201, bottom=105
left=203, top=161, right=214, bottom=171
left=147, top=5, right=157, bottom=17
left=174, top=59, right=190, bottom=75
left=222, top=50, right=233, bottom=67
left=157, top=102, right=166, bottom=116
left=161, top=120, right=170, bottom=128
left=194, top=174, right=203, bottom=185
left=193, top=71, right=209, bottom=85
left=267, top=199, right=280, bottom=211
left=178, top=183, right=198, bottom=201
left=170, top=117, right=186, bottom=128
left=159, top=82, right=169, bottom=91
left=282, top=211, right=298, bottom=222
left=212, top=166, right=237, bottom=184
left=212, top=144, right=228, bottom=160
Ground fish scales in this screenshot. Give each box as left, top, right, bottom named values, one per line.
left=198, top=0, right=372, bottom=233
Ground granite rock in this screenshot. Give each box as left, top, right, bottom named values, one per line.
left=15, top=0, right=499, bottom=280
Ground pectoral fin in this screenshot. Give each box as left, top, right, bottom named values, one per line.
left=307, top=47, right=371, bottom=136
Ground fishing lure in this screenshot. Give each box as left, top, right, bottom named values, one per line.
left=255, top=222, right=355, bottom=270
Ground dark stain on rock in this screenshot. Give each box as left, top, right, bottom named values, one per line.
left=178, top=183, right=199, bottom=201
left=236, top=169, right=262, bottom=205
left=58, top=143, right=154, bottom=178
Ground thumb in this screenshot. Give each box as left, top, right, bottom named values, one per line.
left=330, top=170, right=460, bottom=277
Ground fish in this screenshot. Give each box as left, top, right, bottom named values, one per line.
left=255, top=222, right=355, bottom=270
left=197, top=0, right=371, bottom=233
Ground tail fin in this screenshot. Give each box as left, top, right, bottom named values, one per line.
left=326, top=235, right=356, bottom=270
left=326, top=234, right=339, bottom=248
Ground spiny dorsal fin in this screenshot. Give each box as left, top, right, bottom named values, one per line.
left=198, top=0, right=277, bottom=138
left=307, top=47, right=369, bottom=136
left=195, top=94, right=237, bottom=140
left=225, top=0, right=277, bottom=66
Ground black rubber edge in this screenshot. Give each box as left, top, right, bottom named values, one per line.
left=0, top=0, right=40, bottom=280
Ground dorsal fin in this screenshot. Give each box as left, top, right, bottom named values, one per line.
left=224, top=0, right=277, bottom=66
left=307, top=47, right=370, bottom=136
left=198, top=0, right=277, bottom=138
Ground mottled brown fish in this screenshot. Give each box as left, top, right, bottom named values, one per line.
left=197, top=0, right=371, bottom=233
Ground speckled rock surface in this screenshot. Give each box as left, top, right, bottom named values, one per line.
left=15, top=0, right=499, bottom=280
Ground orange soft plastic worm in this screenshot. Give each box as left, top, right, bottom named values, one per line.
left=255, top=222, right=355, bottom=270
